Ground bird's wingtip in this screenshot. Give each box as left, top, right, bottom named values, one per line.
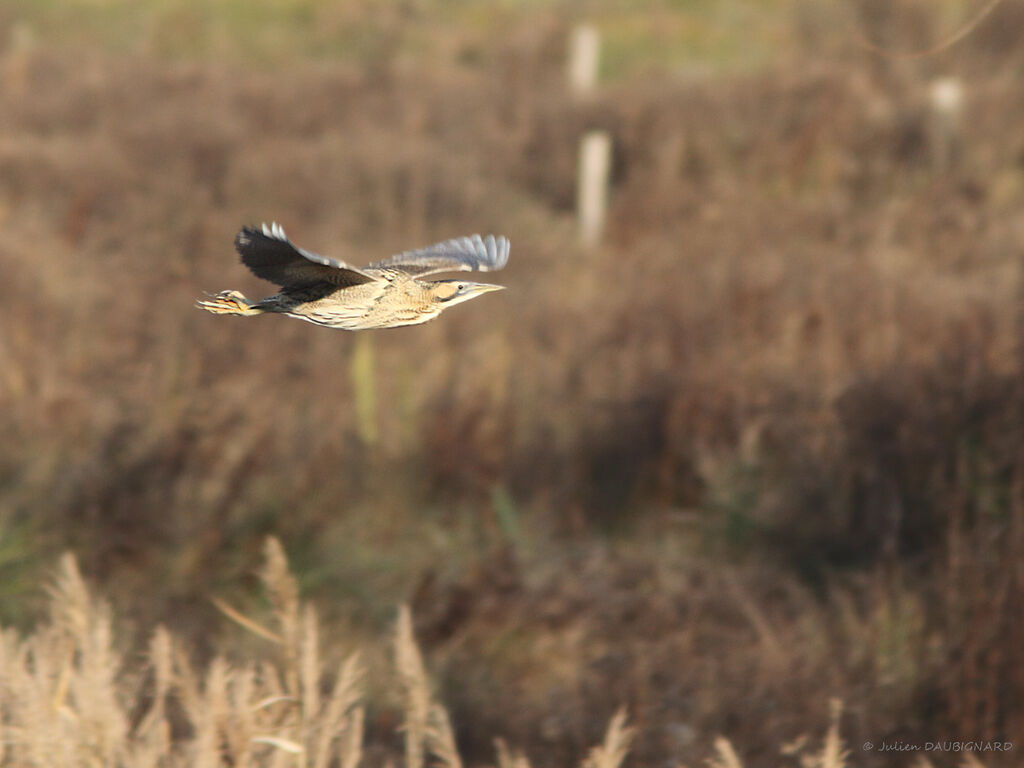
left=473, top=233, right=510, bottom=270
left=259, top=221, right=288, bottom=241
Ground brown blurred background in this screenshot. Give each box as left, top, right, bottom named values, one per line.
left=1, top=0, right=1022, bottom=765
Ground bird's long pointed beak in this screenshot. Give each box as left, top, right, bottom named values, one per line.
left=443, top=281, right=506, bottom=307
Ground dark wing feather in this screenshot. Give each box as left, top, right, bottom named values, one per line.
left=235, top=223, right=381, bottom=288
left=368, top=234, right=510, bottom=277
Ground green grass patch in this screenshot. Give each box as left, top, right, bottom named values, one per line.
left=10, top=0, right=796, bottom=75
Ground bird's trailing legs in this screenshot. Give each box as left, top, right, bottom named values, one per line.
left=197, top=290, right=264, bottom=316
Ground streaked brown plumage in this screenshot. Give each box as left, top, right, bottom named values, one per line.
left=198, top=223, right=509, bottom=330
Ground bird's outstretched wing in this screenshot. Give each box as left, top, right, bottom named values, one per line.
left=235, top=223, right=381, bottom=288
left=368, top=234, right=510, bottom=277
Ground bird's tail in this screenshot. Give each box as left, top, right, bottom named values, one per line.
left=197, top=290, right=264, bottom=316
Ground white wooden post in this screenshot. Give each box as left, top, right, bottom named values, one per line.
left=928, top=76, right=963, bottom=172
left=568, top=24, right=600, bottom=97
left=570, top=23, right=610, bottom=247
left=578, top=130, right=612, bottom=248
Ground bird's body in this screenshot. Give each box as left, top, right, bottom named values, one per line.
left=199, top=223, right=509, bottom=330
left=243, top=271, right=440, bottom=330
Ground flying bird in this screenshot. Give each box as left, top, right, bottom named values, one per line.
left=198, top=223, right=510, bottom=330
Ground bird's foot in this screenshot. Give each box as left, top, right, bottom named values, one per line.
left=196, top=290, right=258, bottom=315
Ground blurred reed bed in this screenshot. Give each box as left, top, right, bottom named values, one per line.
left=0, top=540, right=974, bottom=768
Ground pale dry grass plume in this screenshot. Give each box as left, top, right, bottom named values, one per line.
left=395, top=603, right=462, bottom=768
left=494, top=738, right=532, bottom=768
left=0, top=553, right=126, bottom=766
left=705, top=737, right=744, bottom=768
left=581, top=708, right=636, bottom=768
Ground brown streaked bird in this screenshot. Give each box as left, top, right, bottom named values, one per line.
left=198, top=223, right=509, bottom=330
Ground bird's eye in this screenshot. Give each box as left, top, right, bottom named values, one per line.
left=457, top=283, right=466, bottom=291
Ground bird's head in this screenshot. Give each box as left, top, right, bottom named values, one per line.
left=428, top=279, right=506, bottom=308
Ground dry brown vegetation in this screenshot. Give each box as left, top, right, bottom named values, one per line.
left=0, top=539, right=958, bottom=768
left=1, top=2, right=1023, bottom=766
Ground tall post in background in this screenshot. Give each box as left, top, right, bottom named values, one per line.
left=577, top=131, right=612, bottom=248
left=570, top=24, right=611, bottom=248
left=568, top=24, right=600, bottom=97
left=928, top=76, right=963, bottom=173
